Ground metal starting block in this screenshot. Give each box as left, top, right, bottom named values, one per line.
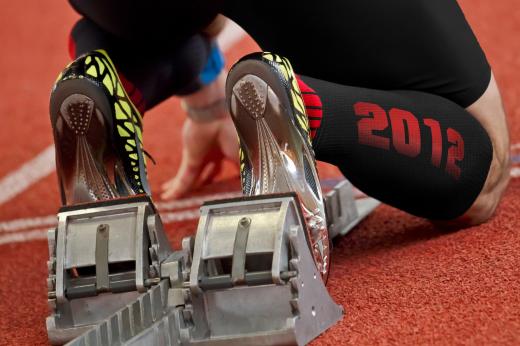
left=46, top=196, right=173, bottom=345
left=325, top=180, right=381, bottom=239
left=46, top=180, right=379, bottom=345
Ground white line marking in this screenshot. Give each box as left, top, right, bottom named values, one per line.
left=0, top=215, right=57, bottom=233
left=0, top=145, right=55, bottom=206
left=160, top=209, right=201, bottom=224
left=2, top=166, right=520, bottom=244
left=155, top=191, right=241, bottom=210
left=0, top=210, right=202, bottom=245
left=0, top=190, right=242, bottom=233
left=3, top=160, right=520, bottom=236
left=0, top=209, right=196, bottom=234
left=0, top=228, right=49, bottom=246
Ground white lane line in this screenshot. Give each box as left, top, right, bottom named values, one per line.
left=0, top=145, right=55, bottom=206
left=0, top=228, right=49, bottom=246
left=2, top=158, right=520, bottom=235
left=0, top=209, right=196, bottom=234
left=0, top=190, right=242, bottom=233
left=2, top=166, right=520, bottom=245
left=0, top=209, right=203, bottom=245
left=161, top=209, right=200, bottom=224
left=0, top=215, right=57, bottom=233
left=2, top=140, right=520, bottom=235
left=155, top=191, right=241, bottom=210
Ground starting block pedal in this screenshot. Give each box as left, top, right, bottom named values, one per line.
left=46, top=180, right=379, bottom=345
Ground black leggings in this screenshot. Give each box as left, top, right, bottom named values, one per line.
left=69, top=18, right=212, bottom=111
left=66, top=0, right=493, bottom=219
left=69, top=0, right=490, bottom=108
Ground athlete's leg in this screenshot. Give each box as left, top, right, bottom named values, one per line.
left=223, top=0, right=510, bottom=225
left=296, top=74, right=494, bottom=223
left=68, top=0, right=219, bottom=46
left=69, top=18, right=213, bottom=111
left=299, top=74, right=509, bottom=226
left=222, top=0, right=491, bottom=105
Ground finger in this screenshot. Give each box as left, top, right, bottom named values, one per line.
left=217, top=118, right=240, bottom=163
left=161, top=158, right=203, bottom=200
left=199, top=148, right=224, bottom=186
left=200, top=158, right=222, bottom=186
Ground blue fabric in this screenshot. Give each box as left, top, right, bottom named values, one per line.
left=199, top=42, right=225, bottom=85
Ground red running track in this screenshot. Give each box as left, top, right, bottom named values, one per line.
left=0, top=0, right=519, bottom=345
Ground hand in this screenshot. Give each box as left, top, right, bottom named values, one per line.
left=160, top=115, right=239, bottom=200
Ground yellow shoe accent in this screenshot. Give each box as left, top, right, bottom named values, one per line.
left=114, top=103, right=127, bottom=120
left=86, top=65, right=98, bottom=78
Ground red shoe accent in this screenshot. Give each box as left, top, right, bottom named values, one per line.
left=118, top=73, right=147, bottom=114
left=68, top=33, right=76, bottom=59
left=68, top=33, right=147, bottom=114
left=296, top=76, right=323, bottom=140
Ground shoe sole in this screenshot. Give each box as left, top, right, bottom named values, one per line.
left=226, top=58, right=330, bottom=280
left=50, top=77, right=134, bottom=204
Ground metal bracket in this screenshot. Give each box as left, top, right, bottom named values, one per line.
left=95, top=224, right=110, bottom=292
left=231, top=217, right=251, bottom=285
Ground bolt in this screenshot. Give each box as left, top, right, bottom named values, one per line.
left=149, top=265, right=157, bottom=278
left=239, top=217, right=251, bottom=227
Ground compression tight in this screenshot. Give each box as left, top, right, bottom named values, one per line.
left=69, top=18, right=220, bottom=112
left=298, top=76, right=492, bottom=220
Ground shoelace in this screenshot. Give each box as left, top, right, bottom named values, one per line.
left=143, top=149, right=157, bottom=165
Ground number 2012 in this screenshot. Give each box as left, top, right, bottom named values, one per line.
left=354, top=102, right=464, bottom=179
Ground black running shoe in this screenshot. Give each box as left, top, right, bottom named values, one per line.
left=50, top=50, right=151, bottom=205
left=226, top=52, right=330, bottom=280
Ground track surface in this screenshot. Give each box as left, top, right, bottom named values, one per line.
left=0, top=1, right=519, bottom=345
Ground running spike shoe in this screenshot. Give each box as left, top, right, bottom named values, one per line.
left=226, top=52, right=330, bottom=280
left=50, top=50, right=151, bottom=205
